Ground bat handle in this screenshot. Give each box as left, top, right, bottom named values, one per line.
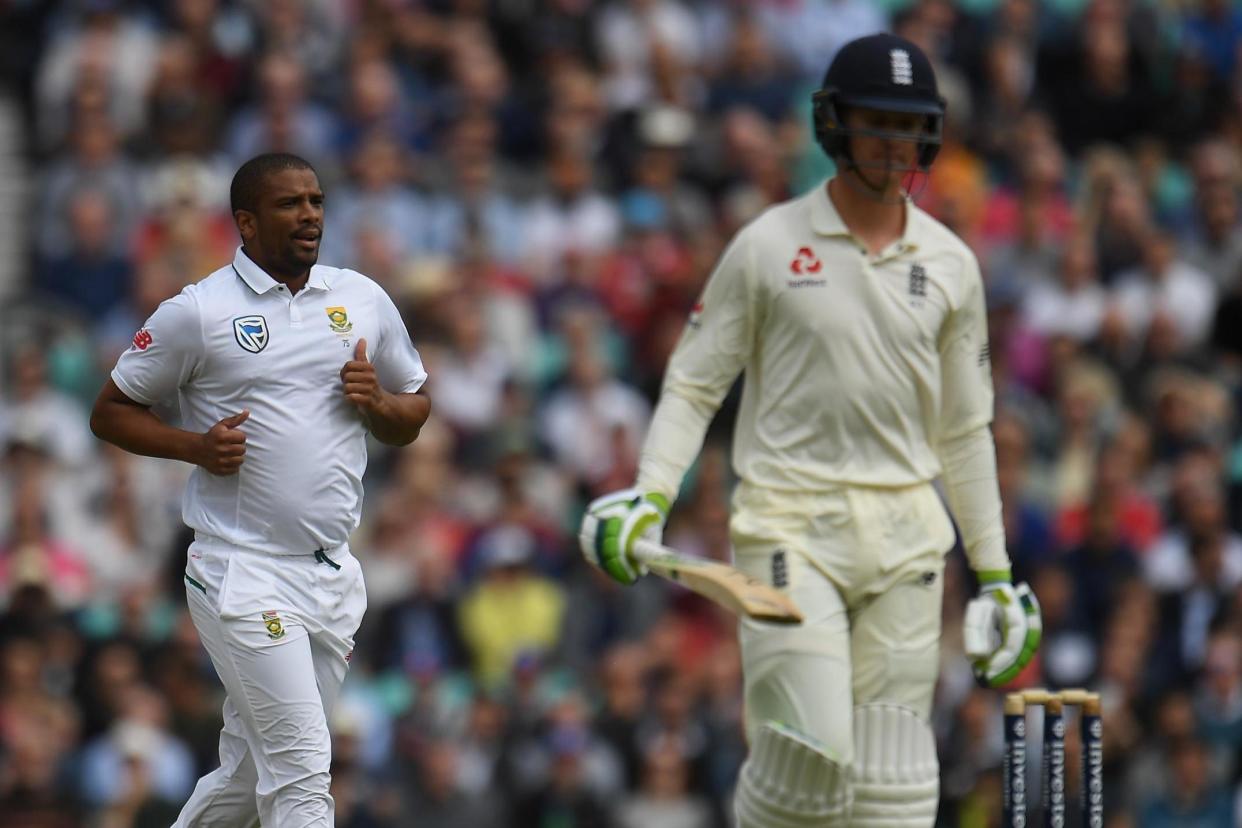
left=632, top=539, right=666, bottom=564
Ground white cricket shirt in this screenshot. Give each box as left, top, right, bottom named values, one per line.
left=638, top=180, right=994, bottom=495
left=111, top=247, right=427, bottom=555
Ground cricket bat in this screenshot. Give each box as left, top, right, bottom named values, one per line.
left=632, top=539, right=805, bottom=625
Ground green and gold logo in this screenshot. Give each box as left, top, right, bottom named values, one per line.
left=261, top=610, right=286, bottom=640
left=326, top=306, right=353, bottom=334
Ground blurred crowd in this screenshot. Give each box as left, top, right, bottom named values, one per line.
left=1, top=0, right=1242, bottom=826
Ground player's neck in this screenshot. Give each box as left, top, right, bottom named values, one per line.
left=242, top=246, right=310, bottom=295
left=828, top=176, right=906, bottom=257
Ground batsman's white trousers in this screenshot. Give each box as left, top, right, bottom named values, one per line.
left=173, top=536, right=366, bottom=828
left=730, top=481, right=955, bottom=760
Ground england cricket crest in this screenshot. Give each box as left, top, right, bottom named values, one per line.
left=325, top=306, right=353, bottom=334
left=233, top=315, right=270, bottom=353
left=908, top=263, right=928, bottom=298
left=262, top=610, right=286, bottom=640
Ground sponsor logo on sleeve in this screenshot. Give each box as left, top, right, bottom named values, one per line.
left=688, top=300, right=704, bottom=329
left=131, top=329, right=152, bottom=351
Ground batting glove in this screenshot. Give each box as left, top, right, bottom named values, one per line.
left=962, top=571, right=1042, bottom=688
left=578, top=488, right=671, bottom=585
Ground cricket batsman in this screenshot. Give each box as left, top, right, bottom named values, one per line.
left=580, top=33, right=1042, bottom=826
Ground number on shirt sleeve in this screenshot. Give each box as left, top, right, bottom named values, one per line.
left=110, top=292, right=203, bottom=406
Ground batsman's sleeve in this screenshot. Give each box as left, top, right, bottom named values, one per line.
left=636, top=232, right=762, bottom=500
left=110, top=291, right=203, bottom=406
left=935, top=254, right=1009, bottom=574
left=370, top=282, right=428, bottom=394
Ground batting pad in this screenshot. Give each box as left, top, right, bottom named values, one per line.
left=734, top=721, right=851, bottom=828
left=850, top=703, right=940, bottom=826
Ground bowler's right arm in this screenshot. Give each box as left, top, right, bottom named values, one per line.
left=90, top=293, right=248, bottom=476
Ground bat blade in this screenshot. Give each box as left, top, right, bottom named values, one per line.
left=632, top=540, right=804, bottom=624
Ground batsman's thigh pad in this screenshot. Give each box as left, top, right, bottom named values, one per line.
left=849, top=556, right=944, bottom=718
left=734, top=721, right=852, bottom=828
left=735, top=543, right=854, bottom=755
left=849, top=703, right=939, bottom=827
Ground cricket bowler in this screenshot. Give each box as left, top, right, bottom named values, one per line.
left=581, top=33, right=1042, bottom=827
left=90, top=153, right=431, bottom=826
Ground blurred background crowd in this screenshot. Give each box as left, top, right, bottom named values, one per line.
left=0, top=0, right=1241, bottom=826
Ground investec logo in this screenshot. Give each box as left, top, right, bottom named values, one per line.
left=1047, top=731, right=1066, bottom=827
left=1007, top=731, right=1026, bottom=826
left=1086, top=731, right=1104, bottom=827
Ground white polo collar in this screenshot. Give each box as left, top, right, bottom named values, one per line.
left=232, top=247, right=331, bottom=294
left=809, top=179, right=922, bottom=254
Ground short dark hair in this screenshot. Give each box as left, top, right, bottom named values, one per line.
left=229, top=153, right=316, bottom=214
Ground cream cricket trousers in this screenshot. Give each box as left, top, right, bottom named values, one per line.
left=731, top=481, right=956, bottom=762
left=173, top=536, right=366, bottom=828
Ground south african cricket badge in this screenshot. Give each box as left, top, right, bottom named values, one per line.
left=325, top=306, right=353, bottom=334
left=262, top=610, right=286, bottom=640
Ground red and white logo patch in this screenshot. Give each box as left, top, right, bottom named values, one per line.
left=790, top=247, right=822, bottom=275
left=688, top=300, right=704, bottom=329
left=132, top=329, right=153, bottom=351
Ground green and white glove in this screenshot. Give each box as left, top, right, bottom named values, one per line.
left=962, top=571, right=1042, bottom=687
left=578, top=488, right=671, bottom=585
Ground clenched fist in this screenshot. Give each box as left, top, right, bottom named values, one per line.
left=341, top=338, right=382, bottom=412
left=196, top=410, right=249, bottom=475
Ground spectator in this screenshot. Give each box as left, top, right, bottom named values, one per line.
left=141, top=34, right=226, bottom=157
left=130, top=157, right=236, bottom=287
left=35, top=187, right=131, bottom=320
left=513, top=723, right=614, bottom=826
left=395, top=738, right=503, bottom=828
left=525, top=147, right=621, bottom=287
left=1138, top=737, right=1234, bottom=827
left=319, top=130, right=427, bottom=269
left=37, top=106, right=140, bottom=261
left=1180, top=0, right=1242, bottom=83
left=1193, top=631, right=1242, bottom=770
left=35, top=0, right=159, bottom=146
left=423, top=292, right=513, bottom=446
left=707, top=15, right=797, bottom=124
left=1037, top=2, right=1157, bottom=157
left=334, top=57, right=427, bottom=158
left=1022, top=233, right=1108, bottom=344
left=77, top=684, right=196, bottom=816
left=595, top=0, right=703, bottom=111
left=1110, top=231, right=1217, bottom=355
left=457, top=524, right=567, bottom=689
left=539, top=343, right=650, bottom=493
left=223, top=51, right=336, bottom=164
left=1183, top=179, right=1242, bottom=292
left=612, top=740, right=713, bottom=828
left=755, top=0, right=885, bottom=82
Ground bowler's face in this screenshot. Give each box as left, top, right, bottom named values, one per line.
left=251, top=168, right=324, bottom=275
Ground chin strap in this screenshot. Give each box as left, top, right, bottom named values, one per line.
left=838, top=157, right=929, bottom=205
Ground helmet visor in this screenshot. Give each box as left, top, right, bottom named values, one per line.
left=833, top=94, right=945, bottom=116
